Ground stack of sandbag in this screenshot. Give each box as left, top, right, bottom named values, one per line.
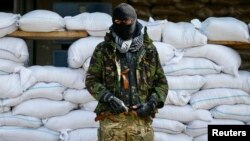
left=18, top=9, right=65, bottom=32
left=154, top=17, right=250, bottom=141
left=0, top=39, right=64, bottom=140
left=0, top=12, right=19, bottom=37
left=0, top=37, right=32, bottom=111
left=193, top=17, right=250, bottom=71
left=0, top=37, right=29, bottom=74
left=0, top=64, right=97, bottom=141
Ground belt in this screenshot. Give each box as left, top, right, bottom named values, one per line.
left=95, top=110, right=138, bottom=122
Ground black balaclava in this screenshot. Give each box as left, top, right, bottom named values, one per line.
left=112, top=3, right=137, bottom=40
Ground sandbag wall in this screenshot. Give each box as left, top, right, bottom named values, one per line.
left=128, top=0, right=250, bottom=23
left=1, top=9, right=250, bottom=141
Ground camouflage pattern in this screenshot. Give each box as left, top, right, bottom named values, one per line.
left=98, top=111, right=153, bottom=141
left=85, top=29, right=168, bottom=115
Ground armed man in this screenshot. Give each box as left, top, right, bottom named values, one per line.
left=85, top=3, right=168, bottom=141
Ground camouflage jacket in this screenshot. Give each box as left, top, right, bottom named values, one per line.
left=85, top=30, right=168, bottom=115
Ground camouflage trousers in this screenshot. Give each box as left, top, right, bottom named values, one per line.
left=98, top=111, right=154, bottom=141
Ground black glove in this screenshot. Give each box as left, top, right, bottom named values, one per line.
left=100, top=93, right=128, bottom=114
left=134, top=95, right=158, bottom=118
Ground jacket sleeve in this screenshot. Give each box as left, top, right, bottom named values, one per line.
left=85, top=44, right=110, bottom=101
left=151, top=44, right=168, bottom=109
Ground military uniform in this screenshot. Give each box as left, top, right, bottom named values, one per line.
left=85, top=3, right=168, bottom=141
left=86, top=29, right=168, bottom=141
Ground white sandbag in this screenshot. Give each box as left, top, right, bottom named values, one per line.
left=153, top=118, right=186, bottom=134
left=202, top=71, right=250, bottom=93
left=0, top=126, right=59, bottom=141
left=163, top=57, right=222, bottom=76
left=0, top=59, right=24, bottom=74
left=18, top=9, right=65, bottom=32
left=0, top=112, right=42, bottom=128
left=64, top=13, right=88, bottom=30
left=80, top=101, right=98, bottom=112
left=63, top=88, right=95, bottom=104
left=2, top=82, right=65, bottom=107
left=194, top=134, right=207, bottom=141
left=162, top=21, right=207, bottom=48
left=0, top=12, right=19, bottom=37
left=64, top=12, right=112, bottom=36
left=0, top=37, right=29, bottom=63
left=183, top=44, right=241, bottom=76
left=165, top=90, right=191, bottom=106
left=139, top=18, right=166, bottom=41
left=67, top=37, right=104, bottom=68
left=66, top=128, right=98, bottom=141
left=16, top=66, right=37, bottom=91
left=167, top=75, right=205, bottom=94
left=153, top=42, right=181, bottom=65
left=43, top=110, right=98, bottom=131
left=185, top=119, right=244, bottom=137
left=28, top=66, right=85, bottom=89
left=83, top=57, right=91, bottom=71
left=12, top=98, right=77, bottom=119
left=199, top=17, right=249, bottom=42
left=190, top=88, right=250, bottom=110
left=83, top=12, right=112, bottom=36
left=0, top=74, right=23, bottom=98
left=211, top=104, right=250, bottom=122
left=23, top=82, right=64, bottom=99
left=0, top=107, right=10, bottom=113
left=156, top=105, right=212, bottom=123
left=154, top=132, right=193, bottom=141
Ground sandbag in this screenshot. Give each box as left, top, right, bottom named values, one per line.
left=167, top=75, right=205, bottom=94
left=0, top=126, right=59, bottom=141
left=153, top=118, right=186, bottom=134
left=0, top=59, right=24, bottom=74
left=65, top=128, right=98, bottom=141
left=0, top=37, right=29, bottom=63
left=2, top=82, right=65, bottom=107
left=67, top=37, right=104, bottom=68
left=194, top=17, right=249, bottom=42
left=211, top=104, right=250, bottom=122
left=165, top=90, right=191, bottom=106
left=64, top=12, right=112, bottom=36
left=12, top=98, right=77, bottom=119
left=43, top=110, right=98, bottom=131
left=80, top=101, right=98, bottom=112
left=202, top=71, right=250, bottom=93
left=156, top=105, right=212, bottom=123
left=162, top=21, right=207, bottom=48
left=28, top=66, right=86, bottom=89
left=18, top=9, right=65, bottom=32
left=63, top=88, right=95, bottom=104
left=0, top=12, right=19, bottom=37
left=163, top=57, right=222, bottom=76
left=0, top=112, right=42, bottom=128
left=0, top=74, right=23, bottom=99
left=190, top=88, right=250, bottom=110
left=153, top=41, right=181, bottom=66
left=139, top=18, right=166, bottom=42
left=183, top=44, right=241, bottom=76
